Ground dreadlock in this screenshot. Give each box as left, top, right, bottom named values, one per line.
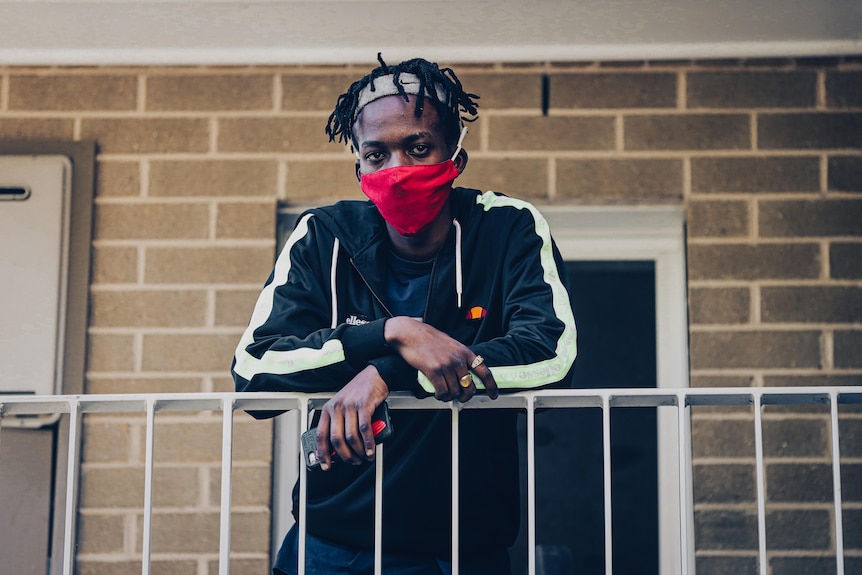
left=326, top=53, right=479, bottom=148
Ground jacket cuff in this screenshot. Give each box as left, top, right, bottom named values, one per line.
left=340, top=318, right=391, bottom=369
left=368, top=354, right=430, bottom=397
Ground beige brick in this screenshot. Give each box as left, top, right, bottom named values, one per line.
left=77, top=513, right=126, bottom=554
left=210, top=465, right=271, bottom=506
left=695, top=555, right=757, bottom=574
left=284, top=159, right=364, bottom=201
left=831, top=243, right=862, bottom=279
left=764, top=419, right=830, bottom=458
left=691, top=156, right=820, bottom=194
left=80, top=466, right=145, bottom=507
left=454, top=158, right=549, bottom=199
left=96, top=161, right=141, bottom=197
left=207, top=558, right=271, bottom=575
left=91, top=246, right=138, bottom=284
left=556, top=158, right=682, bottom=200
left=758, top=112, right=862, bottom=150
left=213, top=375, right=236, bottom=392
left=835, top=330, right=862, bottom=368
left=687, top=200, right=749, bottom=238
left=234, top=420, right=273, bottom=462
left=687, top=243, right=820, bottom=280
left=693, top=464, right=756, bottom=503
left=458, top=73, right=542, bottom=109
left=763, top=374, right=862, bottom=387
left=215, top=289, right=261, bottom=327
left=147, top=74, right=273, bottom=111
left=689, top=287, right=750, bottom=325
left=826, top=70, right=862, bottom=108
left=94, top=203, right=210, bottom=240
left=759, top=199, right=862, bottom=238
left=82, top=420, right=132, bottom=463
left=218, top=117, right=332, bottom=153
left=489, top=116, right=615, bottom=151
left=138, top=511, right=269, bottom=554
left=230, top=511, right=271, bottom=553
left=692, top=418, right=755, bottom=458
left=0, top=118, right=74, bottom=140
left=766, top=510, right=832, bottom=550
left=761, top=286, right=862, bottom=324
left=690, top=375, right=755, bottom=388
left=142, top=333, right=240, bottom=373
left=551, top=72, right=677, bottom=109
left=150, top=420, right=271, bottom=463
left=87, top=376, right=206, bottom=394
left=144, top=246, right=275, bottom=285
left=624, top=114, right=750, bottom=151
left=282, top=73, right=358, bottom=111
left=829, top=156, right=862, bottom=192
left=690, top=330, right=821, bottom=369
left=148, top=419, right=272, bottom=464
left=90, top=289, right=208, bottom=328
left=687, top=71, right=817, bottom=109
left=80, top=118, right=210, bottom=154
left=216, top=201, right=276, bottom=240
left=79, top=560, right=199, bottom=575
left=87, top=333, right=136, bottom=372
left=149, top=160, right=278, bottom=197
left=9, top=74, right=137, bottom=111
left=694, top=509, right=758, bottom=551
left=153, top=420, right=226, bottom=463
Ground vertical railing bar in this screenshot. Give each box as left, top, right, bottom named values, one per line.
left=62, top=400, right=81, bottom=575
left=451, top=401, right=460, bottom=575
left=602, top=394, right=613, bottom=575
left=676, top=392, right=690, bottom=575
left=140, top=399, right=156, bottom=575
left=374, top=442, right=384, bottom=575
left=218, top=398, right=236, bottom=575
left=830, top=391, right=845, bottom=575
left=753, top=393, right=768, bottom=575
left=526, top=397, right=537, bottom=575
left=298, top=399, right=309, bottom=575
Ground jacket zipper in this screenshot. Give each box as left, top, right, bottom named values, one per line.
left=349, top=257, right=395, bottom=318
left=349, top=253, right=441, bottom=323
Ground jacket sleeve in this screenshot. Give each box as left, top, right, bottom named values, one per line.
left=417, top=196, right=577, bottom=395
left=231, top=213, right=391, bottom=401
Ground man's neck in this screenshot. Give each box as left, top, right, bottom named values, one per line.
left=386, top=202, right=452, bottom=261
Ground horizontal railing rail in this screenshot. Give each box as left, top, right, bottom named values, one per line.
left=1, top=387, right=860, bottom=575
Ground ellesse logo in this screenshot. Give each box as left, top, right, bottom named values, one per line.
left=465, top=306, right=487, bottom=320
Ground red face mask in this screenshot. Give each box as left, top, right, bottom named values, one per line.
left=360, top=158, right=460, bottom=236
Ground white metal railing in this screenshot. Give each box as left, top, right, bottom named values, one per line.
left=1, top=387, right=859, bottom=575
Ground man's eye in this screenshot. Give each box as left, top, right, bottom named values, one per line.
left=411, top=144, right=429, bottom=155
left=364, top=152, right=384, bottom=162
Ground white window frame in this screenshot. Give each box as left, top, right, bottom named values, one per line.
left=544, top=205, right=692, bottom=575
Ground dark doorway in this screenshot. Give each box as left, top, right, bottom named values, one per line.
left=512, top=260, right=659, bottom=574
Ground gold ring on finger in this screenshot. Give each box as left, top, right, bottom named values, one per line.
left=470, top=355, right=485, bottom=369
left=459, top=374, right=472, bottom=388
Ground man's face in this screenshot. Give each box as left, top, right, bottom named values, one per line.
left=353, top=95, right=451, bottom=176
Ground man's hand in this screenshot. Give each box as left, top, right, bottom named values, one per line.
left=315, top=365, right=389, bottom=471
left=384, top=316, right=499, bottom=402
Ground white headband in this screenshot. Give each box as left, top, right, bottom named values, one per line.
left=355, top=73, right=448, bottom=118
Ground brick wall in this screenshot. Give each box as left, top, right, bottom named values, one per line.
left=0, top=58, right=859, bottom=574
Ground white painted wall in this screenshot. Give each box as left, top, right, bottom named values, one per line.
left=0, top=0, right=859, bottom=65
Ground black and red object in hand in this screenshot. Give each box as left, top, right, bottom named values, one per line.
left=301, top=402, right=393, bottom=470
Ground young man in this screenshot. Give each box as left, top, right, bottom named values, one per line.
left=232, top=55, right=577, bottom=575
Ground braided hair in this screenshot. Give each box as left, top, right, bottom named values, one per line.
left=326, top=53, right=479, bottom=149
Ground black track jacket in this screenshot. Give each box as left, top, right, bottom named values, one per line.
left=232, top=187, right=577, bottom=560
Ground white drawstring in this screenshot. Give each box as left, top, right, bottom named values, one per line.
left=453, top=219, right=463, bottom=309
left=330, top=238, right=340, bottom=329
